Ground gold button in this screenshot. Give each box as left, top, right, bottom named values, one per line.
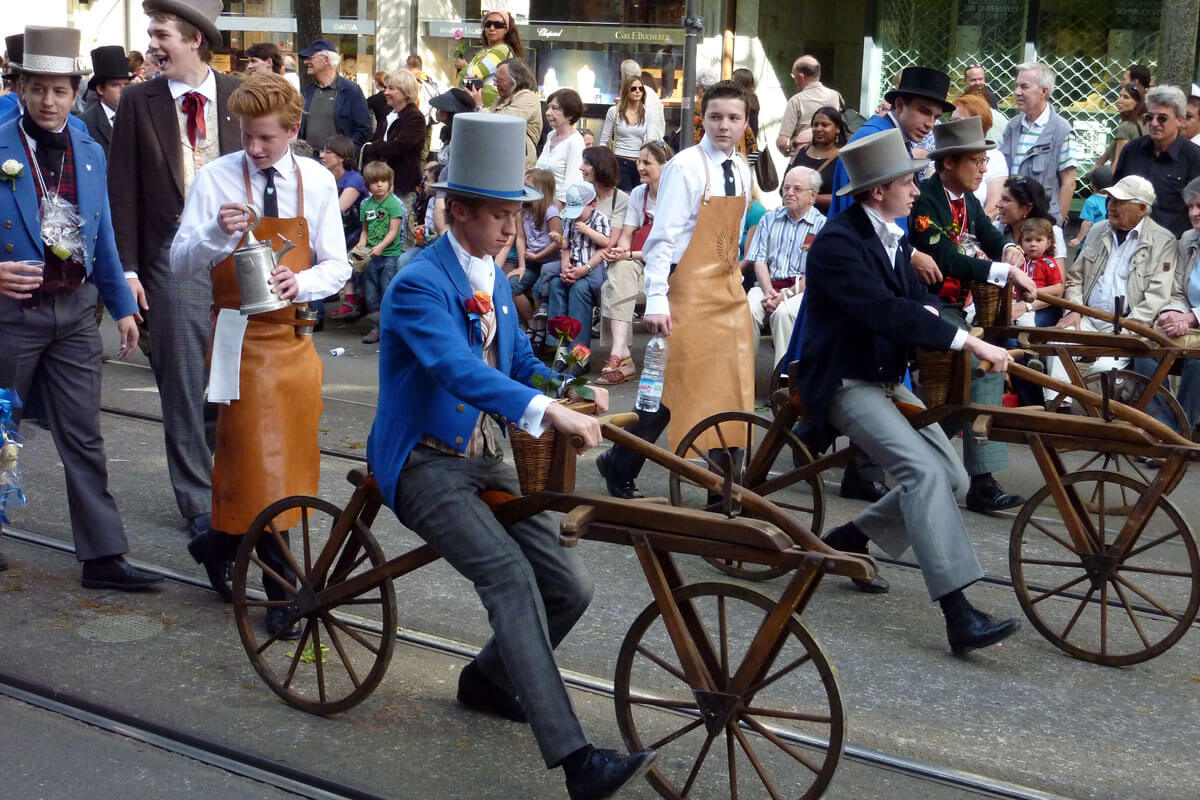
left=454, top=436, right=463, bottom=445
left=456, top=404, right=464, bottom=412
left=2, top=220, right=10, bottom=229
left=4, top=243, right=12, bottom=252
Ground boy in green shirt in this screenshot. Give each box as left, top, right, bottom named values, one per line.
left=357, top=161, right=406, bottom=343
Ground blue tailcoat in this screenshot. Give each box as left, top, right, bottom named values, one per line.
left=0, top=117, right=136, bottom=320
left=367, top=235, right=556, bottom=507
left=828, top=113, right=909, bottom=230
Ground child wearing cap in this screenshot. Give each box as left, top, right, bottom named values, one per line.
left=547, top=182, right=610, bottom=347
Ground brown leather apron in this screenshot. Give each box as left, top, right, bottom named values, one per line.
left=209, top=158, right=323, bottom=534
left=660, top=158, right=755, bottom=451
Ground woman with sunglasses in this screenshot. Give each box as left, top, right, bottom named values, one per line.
left=599, top=75, right=659, bottom=192
left=1093, top=83, right=1146, bottom=172
left=455, top=10, right=523, bottom=108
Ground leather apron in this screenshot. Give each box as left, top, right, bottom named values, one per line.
left=209, top=158, right=323, bottom=534
left=660, top=158, right=755, bottom=451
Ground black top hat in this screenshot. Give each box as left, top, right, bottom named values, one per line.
left=88, top=45, right=132, bottom=93
left=4, top=34, right=23, bottom=79
left=431, top=88, right=475, bottom=116
left=885, top=67, right=955, bottom=114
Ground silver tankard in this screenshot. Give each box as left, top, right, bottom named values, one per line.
left=233, top=205, right=297, bottom=316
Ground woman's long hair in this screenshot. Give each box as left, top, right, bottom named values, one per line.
left=616, top=75, right=646, bottom=126
left=1119, top=83, right=1147, bottom=124
left=479, top=11, right=524, bottom=60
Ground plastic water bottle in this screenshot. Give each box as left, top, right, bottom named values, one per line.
left=636, top=336, right=668, bottom=412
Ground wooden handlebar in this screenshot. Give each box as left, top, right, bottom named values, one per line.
left=567, top=411, right=641, bottom=449
left=1035, top=291, right=1176, bottom=347
left=973, top=350, right=1044, bottom=378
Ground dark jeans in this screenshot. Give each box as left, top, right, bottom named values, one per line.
left=616, top=156, right=640, bottom=193
left=1131, top=356, right=1200, bottom=433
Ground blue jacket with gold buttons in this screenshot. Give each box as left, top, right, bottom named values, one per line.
left=0, top=117, right=137, bottom=320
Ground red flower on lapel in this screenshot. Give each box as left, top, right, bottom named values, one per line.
left=465, top=290, right=493, bottom=315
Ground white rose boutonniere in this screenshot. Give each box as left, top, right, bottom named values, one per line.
left=0, top=159, right=22, bottom=188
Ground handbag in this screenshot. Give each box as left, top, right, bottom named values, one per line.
left=755, top=143, right=779, bottom=192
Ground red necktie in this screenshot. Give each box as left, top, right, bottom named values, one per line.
left=950, top=196, right=967, bottom=232
left=181, top=92, right=207, bottom=148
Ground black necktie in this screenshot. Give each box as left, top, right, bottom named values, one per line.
left=262, top=166, right=278, bottom=217
left=723, top=160, right=736, bottom=197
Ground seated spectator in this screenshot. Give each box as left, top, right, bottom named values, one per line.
left=395, top=161, right=444, bottom=272
left=596, top=141, right=673, bottom=385
left=1070, top=166, right=1113, bottom=249
left=582, top=128, right=595, bottom=147
left=1113, top=85, right=1200, bottom=237
left=1093, top=83, right=1146, bottom=172
left=1051, top=176, right=1177, bottom=401
left=746, top=166, right=825, bottom=371
left=1009, top=217, right=1064, bottom=327
left=996, top=177, right=1068, bottom=274
left=537, top=89, right=585, bottom=203
left=581, top=147, right=629, bottom=241
left=320, top=134, right=369, bottom=320
left=548, top=183, right=610, bottom=348
left=787, top=106, right=846, bottom=213
left=1133, top=176, right=1200, bottom=433
left=512, top=168, right=562, bottom=327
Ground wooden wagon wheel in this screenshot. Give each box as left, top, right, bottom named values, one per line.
left=232, top=495, right=398, bottom=714
left=613, top=581, right=844, bottom=799
left=1009, top=471, right=1200, bottom=666
left=668, top=411, right=825, bottom=581
left=1047, top=369, right=1190, bottom=490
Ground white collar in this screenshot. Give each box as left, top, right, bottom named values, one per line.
left=862, top=204, right=905, bottom=244
left=446, top=229, right=496, bottom=295
left=699, top=135, right=736, bottom=166
left=943, top=184, right=965, bottom=202
left=248, top=151, right=297, bottom=181
left=1113, top=216, right=1146, bottom=245
left=167, top=68, right=217, bottom=102
left=102, top=102, right=117, bottom=122
left=1021, top=104, right=1052, bottom=129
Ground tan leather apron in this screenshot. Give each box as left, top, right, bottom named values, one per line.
left=209, top=158, right=323, bottom=534
left=660, top=158, right=755, bottom=451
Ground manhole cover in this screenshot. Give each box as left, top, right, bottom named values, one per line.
left=77, top=614, right=164, bottom=643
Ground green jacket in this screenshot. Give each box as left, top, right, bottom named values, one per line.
left=909, top=172, right=1013, bottom=288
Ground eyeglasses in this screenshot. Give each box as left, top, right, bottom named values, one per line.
left=484, top=20, right=507, bottom=29
left=629, top=86, right=644, bottom=92
left=965, top=156, right=988, bottom=168
left=1143, top=112, right=1173, bottom=125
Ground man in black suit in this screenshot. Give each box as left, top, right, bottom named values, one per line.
left=80, top=46, right=132, bottom=156
left=795, top=128, right=1022, bottom=656
left=909, top=116, right=1035, bottom=513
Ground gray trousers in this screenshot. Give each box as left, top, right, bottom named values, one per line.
left=0, top=283, right=128, bottom=561
left=828, top=380, right=984, bottom=600
left=142, top=238, right=217, bottom=521
left=393, top=446, right=593, bottom=766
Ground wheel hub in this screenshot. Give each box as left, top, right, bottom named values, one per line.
left=692, top=689, right=741, bottom=736
left=1079, top=551, right=1119, bottom=587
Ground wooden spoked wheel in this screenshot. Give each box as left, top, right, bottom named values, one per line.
left=232, top=495, right=397, bottom=714
left=1047, top=370, right=1189, bottom=491
left=1009, top=471, right=1200, bottom=666
left=669, top=412, right=825, bottom=581
left=614, top=582, right=845, bottom=799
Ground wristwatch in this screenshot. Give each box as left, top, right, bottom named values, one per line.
left=1025, top=301, right=1033, bottom=313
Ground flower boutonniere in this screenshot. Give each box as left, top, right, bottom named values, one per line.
left=0, top=159, right=23, bottom=189
left=463, top=290, right=493, bottom=345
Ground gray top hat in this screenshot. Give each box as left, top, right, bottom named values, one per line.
left=836, top=128, right=929, bottom=197
left=432, top=113, right=542, bottom=202
left=17, top=27, right=85, bottom=77
left=143, top=0, right=224, bottom=50
left=928, top=116, right=995, bottom=159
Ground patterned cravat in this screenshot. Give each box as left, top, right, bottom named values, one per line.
left=466, top=308, right=500, bottom=456
left=950, top=196, right=967, bottom=232
left=181, top=91, right=207, bottom=148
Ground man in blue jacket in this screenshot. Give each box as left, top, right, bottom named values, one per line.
left=0, top=26, right=161, bottom=590
left=368, top=113, right=654, bottom=800
left=297, top=39, right=371, bottom=151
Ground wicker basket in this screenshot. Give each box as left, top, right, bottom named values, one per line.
left=916, top=348, right=955, bottom=408
left=970, top=281, right=1005, bottom=329
left=509, top=426, right=558, bottom=495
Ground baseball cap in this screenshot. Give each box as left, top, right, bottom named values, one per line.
left=561, top=182, right=597, bottom=220
left=299, top=39, right=336, bottom=58
left=1102, top=175, right=1156, bottom=206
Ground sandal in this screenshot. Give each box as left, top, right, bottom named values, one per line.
left=595, top=355, right=635, bottom=385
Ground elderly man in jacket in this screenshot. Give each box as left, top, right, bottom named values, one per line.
left=298, top=39, right=371, bottom=151
left=1051, top=175, right=1177, bottom=391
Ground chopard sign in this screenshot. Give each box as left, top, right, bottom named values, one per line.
left=537, top=27, right=564, bottom=38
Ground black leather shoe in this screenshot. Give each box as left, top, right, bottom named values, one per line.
left=946, top=607, right=1021, bottom=655
left=187, top=512, right=212, bottom=540
left=457, top=660, right=527, bottom=722
left=565, top=747, right=657, bottom=800
left=839, top=469, right=889, bottom=502
left=81, top=556, right=164, bottom=591
left=187, top=530, right=236, bottom=601
left=596, top=450, right=643, bottom=500
left=265, top=608, right=302, bottom=641
left=965, top=476, right=1026, bottom=513
left=821, top=524, right=889, bottom=594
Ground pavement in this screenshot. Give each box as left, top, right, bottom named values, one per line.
left=0, top=315, right=1197, bottom=799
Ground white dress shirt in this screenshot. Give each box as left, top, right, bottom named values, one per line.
left=170, top=150, right=351, bottom=303
left=102, top=102, right=117, bottom=125
left=445, top=230, right=552, bottom=436
left=1088, top=218, right=1146, bottom=314
left=642, top=135, right=751, bottom=317
left=863, top=204, right=966, bottom=351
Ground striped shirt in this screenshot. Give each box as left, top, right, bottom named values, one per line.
left=1010, top=105, right=1078, bottom=175
left=746, top=204, right=826, bottom=279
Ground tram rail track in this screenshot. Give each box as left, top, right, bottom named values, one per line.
left=3, top=525, right=1069, bottom=800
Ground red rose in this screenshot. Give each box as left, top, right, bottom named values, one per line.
left=465, top=290, right=493, bottom=315
left=571, top=344, right=590, bottom=363
left=914, top=216, right=931, bottom=233
left=548, top=315, right=582, bottom=339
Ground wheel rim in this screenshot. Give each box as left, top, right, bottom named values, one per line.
left=614, top=582, right=845, bottom=799
left=1047, top=370, right=1189, bottom=492
left=668, top=411, right=825, bottom=581
left=1009, top=470, right=1200, bottom=666
left=232, top=495, right=397, bottom=714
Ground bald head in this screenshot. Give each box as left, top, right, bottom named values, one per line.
left=791, top=56, right=821, bottom=90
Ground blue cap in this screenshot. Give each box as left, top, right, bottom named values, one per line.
left=299, top=39, right=336, bottom=58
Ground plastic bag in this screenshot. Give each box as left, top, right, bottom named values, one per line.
left=40, top=193, right=85, bottom=263
left=0, top=388, right=26, bottom=524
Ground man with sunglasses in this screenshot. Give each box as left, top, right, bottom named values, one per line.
left=1113, top=85, right=1200, bottom=237
left=999, top=62, right=1078, bottom=228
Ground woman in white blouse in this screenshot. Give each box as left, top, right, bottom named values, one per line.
left=600, top=76, right=659, bottom=192
left=536, top=88, right=586, bottom=203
